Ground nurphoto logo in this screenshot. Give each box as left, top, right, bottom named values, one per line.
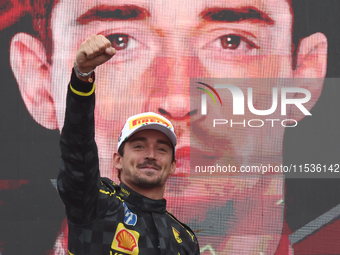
left=196, top=82, right=312, bottom=128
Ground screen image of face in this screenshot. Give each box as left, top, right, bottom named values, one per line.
left=3, top=0, right=336, bottom=254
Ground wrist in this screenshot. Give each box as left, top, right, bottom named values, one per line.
left=70, top=68, right=95, bottom=99
left=74, top=60, right=95, bottom=78
left=74, top=69, right=93, bottom=82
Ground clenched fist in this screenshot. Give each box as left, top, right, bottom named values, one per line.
left=75, top=34, right=116, bottom=79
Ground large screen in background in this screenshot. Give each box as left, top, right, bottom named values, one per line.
left=1, top=0, right=340, bottom=254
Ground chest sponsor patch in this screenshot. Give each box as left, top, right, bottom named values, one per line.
left=123, top=202, right=137, bottom=226
left=111, top=223, right=140, bottom=255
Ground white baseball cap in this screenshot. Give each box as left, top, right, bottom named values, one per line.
left=117, top=112, right=177, bottom=152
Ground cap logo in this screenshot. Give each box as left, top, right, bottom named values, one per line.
left=129, top=115, right=172, bottom=130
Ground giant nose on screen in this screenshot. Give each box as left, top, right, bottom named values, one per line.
left=145, top=55, right=206, bottom=118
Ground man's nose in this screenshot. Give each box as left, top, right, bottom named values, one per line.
left=145, top=147, right=156, bottom=161
left=143, top=55, right=206, bottom=119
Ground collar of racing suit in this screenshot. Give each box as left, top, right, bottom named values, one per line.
left=118, top=182, right=167, bottom=214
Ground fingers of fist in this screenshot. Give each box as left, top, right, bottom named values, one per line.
left=81, top=34, right=113, bottom=59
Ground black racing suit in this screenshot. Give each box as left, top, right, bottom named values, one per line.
left=57, top=70, right=200, bottom=255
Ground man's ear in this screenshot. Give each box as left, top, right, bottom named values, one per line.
left=10, top=32, right=57, bottom=129
left=170, top=159, right=176, bottom=175
left=113, top=152, right=123, bottom=170
left=290, top=32, right=327, bottom=121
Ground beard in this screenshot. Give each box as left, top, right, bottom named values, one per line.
left=131, top=159, right=166, bottom=189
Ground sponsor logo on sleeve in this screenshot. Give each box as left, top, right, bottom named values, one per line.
left=186, top=229, right=195, bottom=242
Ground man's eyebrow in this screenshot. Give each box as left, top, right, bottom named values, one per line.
left=129, top=137, right=171, bottom=148
left=77, top=5, right=150, bottom=25
left=200, top=7, right=274, bottom=25
left=156, top=139, right=172, bottom=148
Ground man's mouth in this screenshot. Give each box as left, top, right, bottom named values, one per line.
left=172, top=146, right=223, bottom=177
left=139, top=166, right=159, bottom=171
left=167, top=145, right=224, bottom=197
left=136, top=161, right=161, bottom=171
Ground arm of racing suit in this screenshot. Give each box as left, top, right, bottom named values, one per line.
left=57, top=69, right=108, bottom=225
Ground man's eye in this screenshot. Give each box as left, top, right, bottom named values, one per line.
left=106, top=34, right=129, bottom=50
left=220, top=35, right=241, bottom=50
left=215, top=34, right=258, bottom=52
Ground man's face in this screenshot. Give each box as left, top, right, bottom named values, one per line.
left=50, top=0, right=292, bottom=166
left=115, top=129, right=176, bottom=191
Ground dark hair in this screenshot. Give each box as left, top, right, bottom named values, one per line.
left=31, top=0, right=59, bottom=63
left=117, top=142, right=125, bottom=181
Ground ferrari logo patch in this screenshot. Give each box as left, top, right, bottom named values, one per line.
left=172, top=227, right=182, bottom=244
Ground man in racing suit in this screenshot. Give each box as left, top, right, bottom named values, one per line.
left=57, top=34, right=200, bottom=254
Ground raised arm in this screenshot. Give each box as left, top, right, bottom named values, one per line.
left=57, top=35, right=115, bottom=224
